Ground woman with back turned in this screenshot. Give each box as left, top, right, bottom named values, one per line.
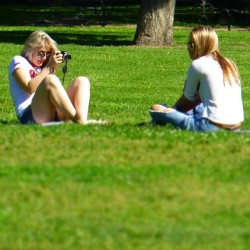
left=150, top=26, right=244, bottom=132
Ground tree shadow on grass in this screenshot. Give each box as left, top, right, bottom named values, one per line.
left=0, top=29, right=135, bottom=46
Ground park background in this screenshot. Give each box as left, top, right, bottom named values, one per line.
left=0, top=1, right=250, bottom=249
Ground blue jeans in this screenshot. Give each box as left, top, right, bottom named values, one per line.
left=149, top=104, right=220, bottom=132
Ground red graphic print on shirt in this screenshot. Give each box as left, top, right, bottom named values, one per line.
left=29, top=70, right=38, bottom=79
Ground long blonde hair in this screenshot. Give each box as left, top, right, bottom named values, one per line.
left=21, top=30, right=58, bottom=62
left=189, top=26, right=240, bottom=85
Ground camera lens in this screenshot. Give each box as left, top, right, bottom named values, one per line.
left=64, top=53, right=71, bottom=61
left=61, top=51, right=71, bottom=62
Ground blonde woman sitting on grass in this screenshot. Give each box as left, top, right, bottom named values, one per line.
left=9, top=30, right=106, bottom=125
left=150, top=26, right=244, bottom=132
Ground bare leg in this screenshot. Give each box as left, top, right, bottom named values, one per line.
left=32, top=74, right=77, bottom=123
left=65, top=76, right=90, bottom=124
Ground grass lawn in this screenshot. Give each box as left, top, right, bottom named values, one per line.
left=0, top=24, right=250, bottom=249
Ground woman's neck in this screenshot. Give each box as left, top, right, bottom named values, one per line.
left=31, top=63, right=43, bottom=73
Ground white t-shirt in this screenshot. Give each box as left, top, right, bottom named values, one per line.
left=8, top=55, right=38, bottom=118
left=184, top=55, right=244, bottom=125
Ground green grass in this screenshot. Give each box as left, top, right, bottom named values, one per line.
left=0, top=25, right=250, bottom=249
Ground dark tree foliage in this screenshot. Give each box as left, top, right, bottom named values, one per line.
left=209, top=0, right=249, bottom=9
left=0, top=0, right=139, bottom=6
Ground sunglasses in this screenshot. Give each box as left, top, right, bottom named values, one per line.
left=187, top=42, right=195, bottom=50
left=37, top=51, right=51, bottom=59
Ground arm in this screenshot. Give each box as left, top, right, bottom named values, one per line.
left=175, top=60, right=203, bottom=112
left=13, top=66, right=53, bottom=94
left=12, top=52, right=62, bottom=94
left=173, top=93, right=201, bottom=113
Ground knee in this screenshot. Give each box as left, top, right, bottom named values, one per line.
left=43, top=74, right=61, bottom=89
left=76, top=76, right=90, bottom=89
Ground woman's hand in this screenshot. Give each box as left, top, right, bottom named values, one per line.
left=44, top=50, right=64, bottom=74
left=46, top=50, right=63, bottom=68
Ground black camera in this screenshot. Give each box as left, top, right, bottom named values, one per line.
left=60, top=51, right=71, bottom=62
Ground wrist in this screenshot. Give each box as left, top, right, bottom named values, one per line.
left=44, top=66, right=54, bottom=74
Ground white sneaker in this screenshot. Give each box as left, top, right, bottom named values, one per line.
left=86, top=119, right=109, bottom=125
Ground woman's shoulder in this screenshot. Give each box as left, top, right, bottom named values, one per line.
left=193, top=55, right=214, bottom=63
left=188, top=55, right=216, bottom=75
left=9, top=55, right=32, bottom=75
left=191, top=55, right=216, bottom=69
left=11, top=55, right=27, bottom=63
left=9, top=55, right=29, bottom=68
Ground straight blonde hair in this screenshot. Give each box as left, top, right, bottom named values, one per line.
left=190, top=26, right=240, bottom=85
left=21, top=30, right=58, bottom=63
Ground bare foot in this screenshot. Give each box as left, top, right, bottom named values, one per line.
left=150, top=104, right=174, bottom=113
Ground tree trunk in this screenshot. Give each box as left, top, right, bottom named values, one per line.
left=134, top=0, right=176, bottom=46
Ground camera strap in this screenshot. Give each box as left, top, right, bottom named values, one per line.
left=62, top=61, right=68, bottom=85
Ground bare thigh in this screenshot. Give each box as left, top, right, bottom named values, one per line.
left=31, top=80, right=57, bottom=123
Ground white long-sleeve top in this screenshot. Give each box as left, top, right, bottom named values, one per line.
left=184, top=55, right=244, bottom=125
